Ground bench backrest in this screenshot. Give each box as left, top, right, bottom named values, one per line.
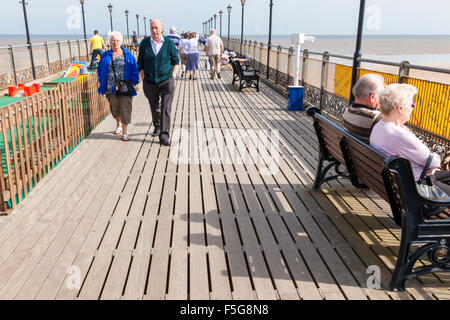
left=307, top=106, right=405, bottom=226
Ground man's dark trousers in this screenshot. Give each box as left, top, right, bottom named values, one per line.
left=143, top=77, right=175, bottom=140
left=90, top=49, right=103, bottom=68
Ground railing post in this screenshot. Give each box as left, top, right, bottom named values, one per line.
left=301, top=49, right=309, bottom=86
left=29, top=43, right=36, bottom=79
left=260, top=42, right=264, bottom=74
left=68, top=40, right=73, bottom=62
left=275, top=45, right=281, bottom=84
left=85, top=39, right=89, bottom=61
left=287, top=47, right=294, bottom=86
left=320, top=51, right=330, bottom=109
left=44, top=42, right=50, bottom=75
left=8, top=45, right=17, bottom=85
left=77, top=39, right=81, bottom=61
left=57, top=40, right=63, bottom=71
left=398, top=60, right=410, bottom=84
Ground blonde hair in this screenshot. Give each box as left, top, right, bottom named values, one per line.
left=108, top=31, right=123, bottom=44
left=379, top=83, right=417, bottom=115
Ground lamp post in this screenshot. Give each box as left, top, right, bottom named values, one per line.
left=80, top=0, right=89, bottom=61
left=267, top=0, right=273, bottom=79
left=20, top=0, right=36, bottom=79
left=349, top=0, right=366, bottom=104
left=219, top=10, right=223, bottom=38
left=240, top=0, right=246, bottom=55
left=125, top=10, right=130, bottom=42
left=214, top=14, right=217, bottom=29
left=227, top=4, right=232, bottom=49
left=136, top=14, right=140, bottom=37
left=143, top=17, right=147, bottom=37
left=108, top=3, right=113, bottom=31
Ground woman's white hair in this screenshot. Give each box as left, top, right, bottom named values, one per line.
left=108, top=31, right=124, bottom=44
left=379, top=83, right=417, bottom=115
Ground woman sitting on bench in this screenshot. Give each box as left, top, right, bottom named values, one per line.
left=370, top=83, right=450, bottom=219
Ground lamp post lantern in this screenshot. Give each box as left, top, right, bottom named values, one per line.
left=227, top=4, right=232, bottom=49
left=20, top=0, right=36, bottom=79
left=125, top=10, right=130, bottom=42
left=349, top=0, right=366, bottom=103
left=267, top=0, right=273, bottom=79
left=136, top=14, right=140, bottom=37
left=240, top=0, right=246, bottom=55
left=214, top=14, right=217, bottom=29
left=219, top=10, right=223, bottom=38
left=80, top=0, right=89, bottom=61
left=107, top=3, right=113, bottom=31
left=143, top=17, right=147, bottom=37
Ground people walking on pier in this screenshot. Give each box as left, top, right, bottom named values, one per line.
left=166, top=26, right=182, bottom=55
left=185, top=32, right=199, bottom=80
left=370, top=83, right=450, bottom=219
left=138, top=19, right=180, bottom=146
left=132, top=31, right=139, bottom=47
left=90, top=30, right=107, bottom=69
left=97, top=31, right=140, bottom=142
left=180, top=32, right=189, bottom=77
left=205, top=29, right=224, bottom=79
left=342, top=73, right=385, bottom=144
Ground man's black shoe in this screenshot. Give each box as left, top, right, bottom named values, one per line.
left=160, top=138, right=171, bottom=146
left=151, top=128, right=160, bottom=137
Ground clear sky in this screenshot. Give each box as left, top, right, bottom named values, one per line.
left=2, top=0, right=450, bottom=36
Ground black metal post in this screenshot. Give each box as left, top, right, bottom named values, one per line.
left=144, top=17, right=147, bottom=37
left=80, top=1, right=88, bottom=61
left=267, top=0, right=273, bottom=79
left=219, top=11, right=223, bottom=38
left=21, top=0, right=36, bottom=79
left=350, top=0, right=366, bottom=103
left=136, top=14, right=140, bottom=37
left=214, top=14, right=217, bottom=29
left=125, top=10, right=130, bottom=42
left=240, top=3, right=245, bottom=55
left=227, top=5, right=232, bottom=49
left=108, top=4, right=113, bottom=31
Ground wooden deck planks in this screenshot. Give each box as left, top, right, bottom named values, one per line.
left=0, top=52, right=448, bottom=300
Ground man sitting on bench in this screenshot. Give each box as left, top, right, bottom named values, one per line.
left=342, top=74, right=385, bottom=144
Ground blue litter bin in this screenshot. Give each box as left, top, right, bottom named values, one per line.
left=287, top=85, right=304, bottom=111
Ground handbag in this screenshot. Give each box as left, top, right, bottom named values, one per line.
left=111, top=55, right=134, bottom=96
left=416, top=151, right=450, bottom=217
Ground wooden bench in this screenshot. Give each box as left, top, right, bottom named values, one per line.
left=230, top=58, right=260, bottom=92
left=306, top=105, right=450, bottom=291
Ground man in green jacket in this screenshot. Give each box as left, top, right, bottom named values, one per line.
left=138, top=19, right=180, bottom=146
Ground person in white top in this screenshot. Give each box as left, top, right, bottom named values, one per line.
left=205, top=29, right=224, bottom=79
left=185, top=32, right=199, bottom=80
left=370, top=83, right=450, bottom=219
left=180, top=32, right=189, bottom=77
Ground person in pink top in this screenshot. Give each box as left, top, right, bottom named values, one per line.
left=370, top=83, right=450, bottom=219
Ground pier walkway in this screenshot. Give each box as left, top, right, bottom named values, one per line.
left=0, top=55, right=449, bottom=300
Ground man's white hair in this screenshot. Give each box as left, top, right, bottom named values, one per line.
left=352, top=73, right=385, bottom=99
left=210, top=28, right=216, bottom=35
left=108, top=31, right=124, bottom=44
left=170, top=26, right=177, bottom=33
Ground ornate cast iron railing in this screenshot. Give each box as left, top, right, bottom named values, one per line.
left=224, top=37, right=450, bottom=169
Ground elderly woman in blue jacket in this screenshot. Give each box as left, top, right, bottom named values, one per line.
left=98, top=31, right=139, bottom=141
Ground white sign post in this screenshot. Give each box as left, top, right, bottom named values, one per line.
left=287, top=33, right=315, bottom=111
left=291, top=33, right=315, bottom=86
